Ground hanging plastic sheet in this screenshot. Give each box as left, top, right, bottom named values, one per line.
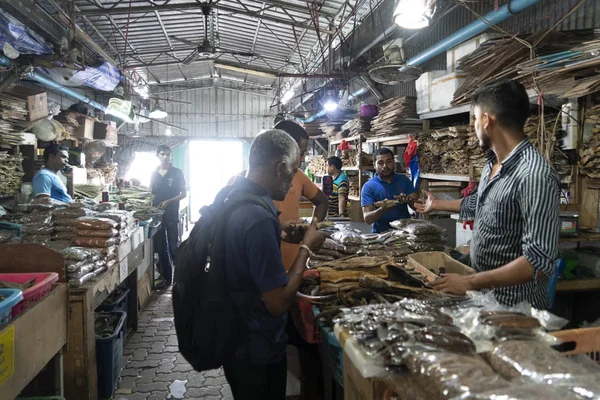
left=0, top=9, right=53, bottom=55
left=36, top=62, right=121, bottom=91
left=409, top=155, right=420, bottom=190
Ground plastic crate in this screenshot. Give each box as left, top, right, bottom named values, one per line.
left=552, top=327, right=600, bottom=363
left=96, top=311, right=127, bottom=399
left=0, top=273, right=59, bottom=317
left=313, top=306, right=344, bottom=386
left=98, top=287, right=130, bottom=333
left=0, top=288, right=23, bottom=327
left=290, top=298, right=322, bottom=344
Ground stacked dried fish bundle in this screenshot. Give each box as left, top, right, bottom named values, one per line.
left=0, top=93, right=28, bottom=148
left=316, top=256, right=392, bottom=294
left=306, top=155, right=327, bottom=176
left=0, top=152, right=24, bottom=195
left=580, top=104, right=600, bottom=179
left=342, top=117, right=373, bottom=137
left=319, top=121, right=345, bottom=139
left=62, top=246, right=115, bottom=287
left=341, top=150, right=357, bottom=168
left=358, top=151, right=373, bottom=167
left=74, top=184, right=103, bottom=200
left=371, top=96, right=419, bottom=137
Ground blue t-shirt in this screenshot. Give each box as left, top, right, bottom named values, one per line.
left=222, top=178, right=290, bottom=365
left=361, top=173, right=416, bottom=233
left=32, top=168, right=72, bottom=203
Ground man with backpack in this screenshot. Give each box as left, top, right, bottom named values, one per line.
left=173, top=129, right=326, bottom=400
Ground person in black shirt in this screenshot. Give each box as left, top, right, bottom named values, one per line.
left=151, top=145, right=187, bottom=288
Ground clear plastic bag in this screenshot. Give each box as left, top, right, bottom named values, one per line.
left=55, top=218, right=79, bottom=226
left=390, top=218, right=430, bottom=230
left=72, top=236, right=119, bottom=248
left=20, top=209, right=53, bottom=225
left=52, top=232, right=75, bottom=241
left=0, top=231, right=14, bottom=244
left=452, top=382, right=583, bottom=400
left=485, top=340, right=599, bottom=382
left=331, top=230, right=365, bottom=246
left=66, top=263, right=95, bottom=278
left=55, top=225, right=75, bottom=232
left=24, top=197, right=68, bottom=211
left=22, top=223, right=55, bottom=235
left=403, top=222, right=446, bottom=236
left=403, top=350, right=509, bottom=400
left=21, top=234, right=52, bottom=244
left=65, top=259, right=87, bottom=273
left=54, top=208, right=97, bottom=219
left=75, top=217, right=119, bottom=230
left=97, top=210, right=133, bottom=223
left=75, top=229, right=119, bottom=238
left=61, top=246, right=93, bottom=261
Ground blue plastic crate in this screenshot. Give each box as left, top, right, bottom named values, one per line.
left=313, top=306, right=343, bottom=387
left=0, top=288, right=23, bottom=327
left=95, top=311, right=127, bottom=400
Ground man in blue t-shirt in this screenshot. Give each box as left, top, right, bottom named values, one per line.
left=32, top=144, right=72, bottom=203
left=361, top=148, right=418, bottom=233
left=222, top=129, right=326, bottom=399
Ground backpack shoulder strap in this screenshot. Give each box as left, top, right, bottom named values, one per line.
left=222, top=192, right=277, bottom=220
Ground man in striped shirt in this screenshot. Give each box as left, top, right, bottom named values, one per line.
left=416, top=80, right=560, bottom=309
left=327, top=156, right=349, bottom=217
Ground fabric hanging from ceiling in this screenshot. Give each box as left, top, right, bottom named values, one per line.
left=0, top=9, right=53, bottom=55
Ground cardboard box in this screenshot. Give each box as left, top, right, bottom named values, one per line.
left=117, top=237, right=132, bottom=262
left=75, top=115, right=95, bottom=139
left=415, top=70, right=446, bottom=114
left=6, top=85, right=48, bottom=121
left=407, top=252, right=475, bottom=282
left=343, top=351, right=387, bottom=400
left=131, top=227, right=145, bottom=251
left=94, top=121, right=118, bottom=146
left=446, top=33, right=498, bottom=73
left=430, top=72, right=468, bottom=111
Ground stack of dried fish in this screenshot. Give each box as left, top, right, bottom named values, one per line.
left=341, top=150, right=357, bottom=168
left=306, top=155, right=327, bottom=176
left=342, top=117, right=373, bottom=138
left=317, top=256, right=392, bottom=293
left=117, top=186, right=163, bottom=220
left=358, top=151, right=373, bottom=167
left=74, top=184, right=103, bottom=200
left=0, top=93, right=28, bottom=148
left=348, top=174, right=364, bottom=198
left=580, top=104, right=600, bottom=179
left=453, top=30, right=600, bottom=105
left=417, top=125, right=485, bottom=176
left=319, top=121, right=345, bottom=138
left=54, top=111, right=81, bottom=139
left=370, top=96, right=419, bottom=137
left=0, top=152, right=24, bottom=195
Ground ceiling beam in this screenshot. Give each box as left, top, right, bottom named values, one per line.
left=77, top=2, right=336, bottom=34
left=255, top=0, right=337, bottom=17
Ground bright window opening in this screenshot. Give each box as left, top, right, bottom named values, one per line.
left=126, top=151, right=160, bottom=187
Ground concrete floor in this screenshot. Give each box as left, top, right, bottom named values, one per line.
left=113, top=288, right=233, bottom=400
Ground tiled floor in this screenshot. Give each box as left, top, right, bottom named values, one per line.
left=113, top=288, right=233, bottom=400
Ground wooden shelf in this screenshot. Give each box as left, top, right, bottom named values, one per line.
left=342, top=166, right=375, bottom=172
left=559, top=232, right=600, bottom=243
left=419, top=105, right=471, bottom=120
left=557, top=278, right=600, bottom=292
left=329, top=134, right=362, bottom=145
left=366, top=134, right=411, bottom=146
left=348, top=195, right=360, bottom=201
left=421, top=173, right=476, bottom=182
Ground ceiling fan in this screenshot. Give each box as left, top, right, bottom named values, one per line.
left=170, top=4, right=257, bottom=65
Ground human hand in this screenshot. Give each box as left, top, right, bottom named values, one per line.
left=414, top=190, right=436, bottom=214
left=426, top=273, right=474, bottom=295
left=158, top=200, right=171, bottom=209
left=281, top=220, right=305, bottom=244
left=302, top=218, right=327, bottom=252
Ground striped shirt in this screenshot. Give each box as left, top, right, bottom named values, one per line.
left=460, top=140, right=560, bottom=309
left=328, top=173, right=349, bottom=217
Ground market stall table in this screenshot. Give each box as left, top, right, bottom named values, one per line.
left=0, top=284, right=68, bottom=400
left=0, top=237, right=151, bottom=400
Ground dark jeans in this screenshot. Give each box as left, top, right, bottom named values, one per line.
left=153, top=222, right=178, bottom=283
left=223, top=356, right=287, bottom=400
left=287, top=313, right=324, bottom=400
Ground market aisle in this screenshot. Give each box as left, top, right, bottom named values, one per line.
left=113, top=288, right=233, bottom=400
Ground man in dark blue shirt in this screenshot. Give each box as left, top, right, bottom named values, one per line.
left=222, top=129, right=326, bottom=400
left=150, top=145, right=186, bottom=287
left=361, top=148, right=418, bottom=233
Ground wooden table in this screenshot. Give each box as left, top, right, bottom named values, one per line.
left=557, top=278, right=600, bottom=292
left=0, top=240, right=146, bottom=400
left=0, top=284, right=68, bottom=400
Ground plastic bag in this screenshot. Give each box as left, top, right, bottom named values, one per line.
left=331, top=230, right=364, bottom=246
left=65, top=259, right=87, bottom=273
left=61, top=246, right=93, bottom=261
left=403, top=350, right=509, bottom=400
left=22, top=197, right=68, bottom=211
left=97, top=210, right=133, bottom=223
left=53, top=232, right=75, bottom=241
left=75, top=217, right=118, bottom=230
left=93, top=202, right=117, bottom=212
left=403, top=223, right=446, bottom=236
left=75, top=229, right=119, bottom=238
left=22, top=223, right=55, bottom=235
left=21, top=234, right=52, bottom=244
left=0, top=231, right=14, bottom=244
left=106, top=259, right=118, bottom=270
left=72, top=236, right=119, bottom=248
left=390, top=218, right=430, bottom=230
left=55, top=225, right=75, bottom=232
left=86, top=245, right=117, bottom=256
left=68, top=271, right=95, bottom=287
left=66, top=263, right=95, bottom=278
left=54, top=208, right=96, bottom=219
left=20, top=209, right=53, bottom=225
left=452, top=382, right=584, bottom=400
left=55, top=218, right=79, bottom=226
left=485, top=340, right=599, bottom=382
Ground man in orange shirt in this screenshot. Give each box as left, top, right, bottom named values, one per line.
left=272, top=120, right=328, bottom=271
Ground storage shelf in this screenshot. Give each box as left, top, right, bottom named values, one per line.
left=342, top=166, right=375, bottom=172
left=348, top=195, right=360, bottom=201
left=419, top=105, right=471, bottom=120
left=420, top=173, right=476, bottom=182
left=329, top=134, right=362, bottom=145
left=366, top=134, right=412, bottom=145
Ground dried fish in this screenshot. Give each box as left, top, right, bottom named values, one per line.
left=0, top=152, right=24, bottom=195
left=0, top=278, right=35, bottom=290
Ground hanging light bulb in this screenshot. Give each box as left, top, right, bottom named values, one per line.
left=322, top=89, right=339, bottom=112
left=394, top=0, right=436, bottom=30
left=149, top=101, right=168, bottom=119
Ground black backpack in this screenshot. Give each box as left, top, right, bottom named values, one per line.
left=172, top=186, right=273, bottom=372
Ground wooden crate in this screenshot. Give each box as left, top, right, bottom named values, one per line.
left=407, top=252, right=475, bottom=282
